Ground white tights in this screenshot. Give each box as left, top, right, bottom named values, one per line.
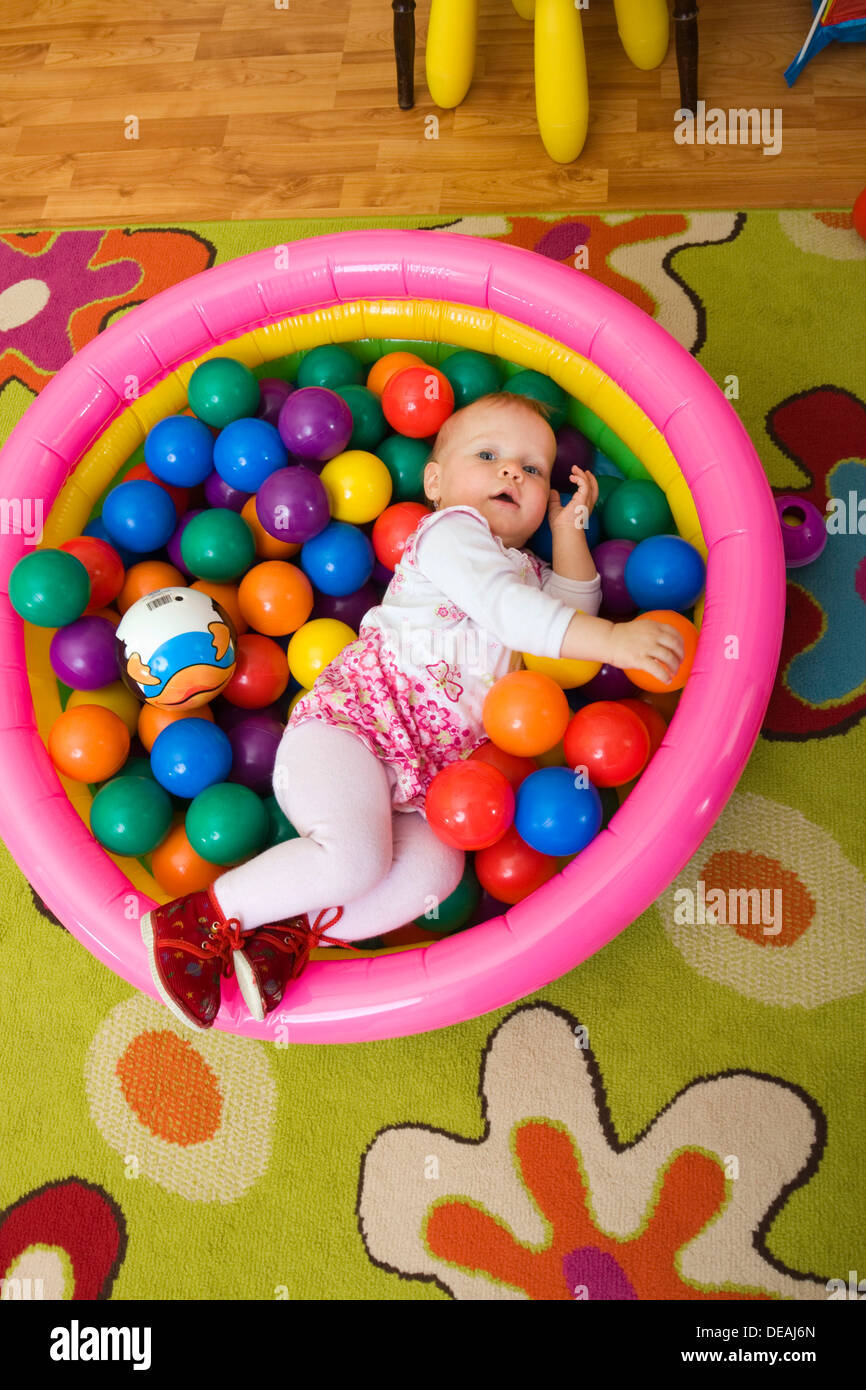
left=212, top=720, right=465, bottom=941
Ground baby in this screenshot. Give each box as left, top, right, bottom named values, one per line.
left=141, top=392, right=684, bottom=1031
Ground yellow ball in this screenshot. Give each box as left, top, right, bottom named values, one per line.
left=319, top=450, right=393, bottom=524
left=287, top=686, right=310, bottom=718
left=286, top=618, right=357, bottom=689
left=67, top=682, right=140, bottom=736
left=536, top=737, right=567, bottom=768
left=522, top=650, right=601, bottom=689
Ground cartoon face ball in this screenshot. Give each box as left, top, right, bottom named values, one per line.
left=115, top=587, right=238, bottom=710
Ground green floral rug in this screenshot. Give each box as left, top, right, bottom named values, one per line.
left=1, top=212, right=864, bottom=1301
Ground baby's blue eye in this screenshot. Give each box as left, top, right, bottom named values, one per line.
left=525, top=465, right=540, bottom=475
left=478, top=450, right=496, bottom=461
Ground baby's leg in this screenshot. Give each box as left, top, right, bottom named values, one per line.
left=331, top=807, right=465, bottom=941
left=213, top=721, right=394, bottom=931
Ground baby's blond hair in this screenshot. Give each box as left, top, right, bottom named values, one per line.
left=426, top=392, right=555, bottom=469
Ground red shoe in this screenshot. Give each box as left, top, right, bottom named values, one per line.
left=140, top=883, right=243, bottom=1031
left=232, top=906, right=361, bottom=1022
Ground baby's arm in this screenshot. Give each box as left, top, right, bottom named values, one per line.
left=539, top=563, right=602, bottom=617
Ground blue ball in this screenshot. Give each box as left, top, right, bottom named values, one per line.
left=528, top=493, right=601, bottom=564
left=144, top=415, right=215, bottom=487
left=150, top=718, right=233, bottom=799
left=300, top=521, right=374, bottom=597
left=83, top=516, right=136, bottom=568
left=213, top=417, right=288, bottom=492
left=101, top=480, right=177, bottom=555
left=514, top=766, right=603, bottom=857
left=624, top=534, right=706, bottom=611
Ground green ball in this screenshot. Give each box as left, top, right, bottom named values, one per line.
left=188, top=358, right=260, bottom=429
left=414, top=863, right=481, bottom=935
left=263, top=794, right=299, bottom=848
left=9, top=549, right=91, bottom=628
left=599, top=784, right=620, bottom=831
left=440, top=350, right=502, bottom=408
left=601, top=479, right=674, bottom=543
left=503, top=370, right=567, bottom=430
left=595, top=474, right=622, bottom=512
left=376, top=434, right=430, bottom=503
left=90, top=776, right=173, bottom=856
left=297, top=345, right=365, bottom=391
left=186, top=783, right=268, bottom=865
left=499, top=360, right=525, bottom=380
left=180, top=508, right=255, bottom=582
left=112, top=756, right=155, bottom=781
left=334, top=385, right=387, bottom=451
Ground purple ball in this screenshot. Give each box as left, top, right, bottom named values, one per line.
left=775, top=494, right=827, bottom=568
left=372, top=560, right=394, bottom=586
left=50, top=616, right=119, bottom=690
left=312, top=579, right=381, bottom=632
left=257, top=377, right=296, bottom=427
left=277, top=387, right=353, bottom=462
left=551, top=425, right=594, bottom=491
left=578, top=663, right=637, bottom=702
left=592, top=538, right=638, bottom=615
left=203, top=470, right=251, bottom=513
left=211, top=697, right=285, bottom=734
left=255, top=464, right=331, bottom=544
left=468, top=891, right=511, bottom=929
left=227, top=714, right=285, bottom=795
left=166, top=509, right=204, bottom=574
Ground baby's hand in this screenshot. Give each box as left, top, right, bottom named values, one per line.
left=548, top=467, right=599, bottom=534
left=605, top=618, right=686, bottom=685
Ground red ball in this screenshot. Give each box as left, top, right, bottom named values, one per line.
left=222, top=633, right=289, bottom=709
left=469, top=740, right=538, bottom=791
left=425, top=760, right=515, bottom=850
left=617, top=698, right=668, bottom=760
left=124, top=461, right=191, bottom=517
left=853, top=188, right=866, bottom=242
left=381, top=366, right=455, bottom=439
left=60, top=536, right=125, bottom=611
left=372, top=502, right=431, bottom=571
left=474, top=824, right=560, bottom=905
left=563, top=701, right=650, bottom=788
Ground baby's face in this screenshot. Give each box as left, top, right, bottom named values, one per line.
left=424, top=402, right=556, bottom=548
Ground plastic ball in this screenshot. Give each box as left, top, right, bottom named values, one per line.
left=116, top=586, right=238, bottom=710
left=775, top=495, right=828, bottom=569
left=60, top=537, right=124, bottom=612
left=371, top=502, right=430, bottom=570
left=123, top=462, right=191, bottom=517
left=440, top=350, right=501, bottom=408
left=474, top=824, right=560, bottom=905
left=49, top=705, right=130, bottom=783
left=468, top=741, right=538, bottom=790
left=595, top=474, right=623, bottom=513
left=50, top=615, right=119, bottom=690
left=67, top=682, right=140, bottom=736
left=425, top=760, right=515, bottom=850
left=150, top=717, right=233, bottom=799
left=190, top=579, right=248, bottom=636
left=213, top=416, right=288, bottom=492
left=503, top=370, right=567, bottom=430
left=151, top=822, right=225, bottom=897
left=574, top=662, right=637, bottom=703
left=521, top=650, right=602, bottom=690
left=414, top=862, right=481, bottom=935
left=240, top=496, right=301, bottom=560
left=514, top=766, right=603, bottom=856
left=165, top=509, right=203, bottom=576
left=101, top=480, right=177, bottom=555
left=144, top=414, right=215, bottom=487
left=853, top=187, right=866, bottom=241
left=286, top=618, right=355, bottom=689
left=602, top=479, right=674, bottom=544
left=138, top=701, right=214, bottom=753
left=482, top=670, right=570, bottom=757
left=375, top=434, right=430, bottom=502
left=179, top=509, right=256, bottom=582
left=263, top=794, right=299, bottom=848
left=222, top=633, right=289, bottom=709
left=591, top=538, right=638, bottom=615
left=381, top=366, right=455, bottom=438
left=319, top=450, right=393, bottom=524
left=238, top=561, right=314, bottom=636
left=256, top=377, right=295, bottom=427
left=203, top=469, right=250, bottom=513
left=277, top=387, right=353, bottom=462
left=333, top=386, right=388, bottom=452
left=311, top=579, right=380, bottom=632
left=185, top=783, right=268, bottom=865
left=226, top=714, right=283, bottom=795
left=84, top=517, right=136, bottom=569
left=366, top=351, right=425, bottom=397
left=623, top=610, right=698, bottom=693
left=297, top=345, right=365, bottom=391
left=527, top=493, right=600, bottom=563
left=118, top=561, right=185, bottom=615
left=299, top=521, right=375, bottom=596
left=563, top=701, right=650, bottom=788
left=255, top=465, right=331, bottom=545
left=9, top=549, right=90, bottom=628
left=551, top=425, right=594, bottom=490
left=90, top=775, right=173, bottom=855
left=625, top=534, right=706, bottom=610
left=618, top=697, right=668, bottom=759
left=188, top=357, right=260, bottom=429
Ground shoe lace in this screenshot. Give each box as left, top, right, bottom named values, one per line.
left=250, top=906, right=362, bottom=980
left=159, top=916, right=246, bottom=979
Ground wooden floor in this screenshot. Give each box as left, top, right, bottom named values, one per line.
left=1, top=0, right=864, bottom=226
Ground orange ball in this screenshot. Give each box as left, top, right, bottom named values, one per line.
left=151, top=820, right=225, bottom=897
left=624, top=610, right=698, bottom=693
left=190, top=579, right=248, bottom=636
left=365, top=351, right=425, bottom=398
left=238, top=561, right=314, bottom=637
left=241, top=495, right=301, bottom=560
left=118, top=561, right=184, bottom=615
left=138, top=701, right=214, bottom=753
left=48, top=705, right=130, bottom=782
left=482, top=670, right=570, bottom=757
left=469, top=740, right=538, bottom=790
left=91, top=607, right=121, bottom=628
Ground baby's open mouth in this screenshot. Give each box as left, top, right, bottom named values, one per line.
left=491, top=490, right=519, bottom=506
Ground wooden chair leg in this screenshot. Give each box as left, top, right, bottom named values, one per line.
left=673, top=1, right=699, bottom=114
left=393, top=0, right=416, bottom=110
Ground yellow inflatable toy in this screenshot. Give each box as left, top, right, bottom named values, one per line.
left=425, top=0, right=670, bottom=164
